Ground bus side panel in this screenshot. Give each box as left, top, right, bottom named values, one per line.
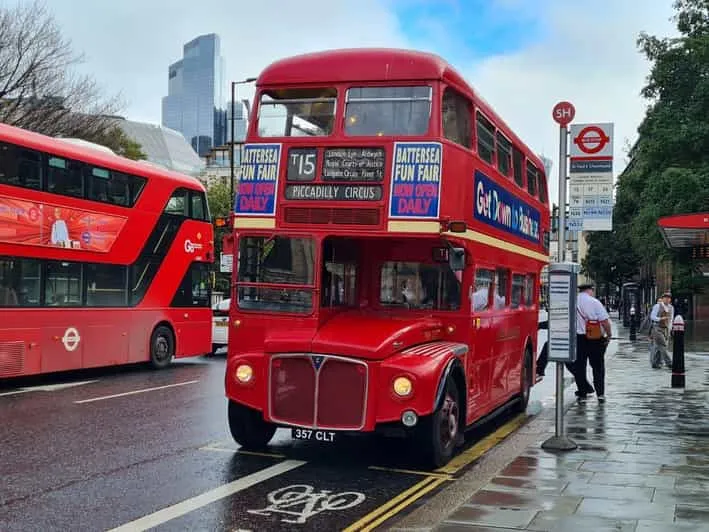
left=82, top=312, right=130, bottom=368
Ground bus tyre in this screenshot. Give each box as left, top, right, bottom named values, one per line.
left=518, top=347, right=533, bottom=412
left=149, top=325, right=174, bottom=369
left=228, top=401, right=276, bottom=449
left=420, top=376, right=461, bottom=468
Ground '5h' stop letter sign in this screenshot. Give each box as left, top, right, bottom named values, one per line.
left=552, top=101, right=575, bottom=127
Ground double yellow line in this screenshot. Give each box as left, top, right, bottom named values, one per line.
left=343, top=414, right=526, bottom=531
left=342, top=475, right=448, bottom=532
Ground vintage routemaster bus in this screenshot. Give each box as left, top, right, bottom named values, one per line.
left=225, top=48, right=550, bottom=466
left=0, top=123, right=213, bottom=378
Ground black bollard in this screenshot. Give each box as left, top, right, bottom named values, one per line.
left=671, top=315, right=685, bottom=388
left=629, top=307, right=637, bottom=341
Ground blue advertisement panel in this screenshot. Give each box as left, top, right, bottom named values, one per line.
left=389, top=142, right=442, bottom=219
left=474, top=170, right=540, bottom=243
left=234, top=143, right=281, bottom=216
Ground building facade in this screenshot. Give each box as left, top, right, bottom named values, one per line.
left=116, top=118, right=204, bottom=176
left=161, top=34, right=226, bottom=157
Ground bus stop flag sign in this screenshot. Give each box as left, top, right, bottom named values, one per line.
left=552, top=101, right=575, bottom=127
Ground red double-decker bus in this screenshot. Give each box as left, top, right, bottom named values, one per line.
left=0, top=123, right=214, bottom=378
left=225, top=49, right=550, bottom=466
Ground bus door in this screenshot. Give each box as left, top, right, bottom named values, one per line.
left=469, top=266, right=495, bottom=416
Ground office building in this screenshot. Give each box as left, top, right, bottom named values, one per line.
left=161, top=34, right=226, bottom=157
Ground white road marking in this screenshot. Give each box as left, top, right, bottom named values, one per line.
left=107, top=460, right=306, bottom=532
left=74, top=380, right=199, bottom=404
left=0, top=380, right=98, bottom=398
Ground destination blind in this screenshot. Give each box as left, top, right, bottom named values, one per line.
left=322, top=147, right=385, bottom=182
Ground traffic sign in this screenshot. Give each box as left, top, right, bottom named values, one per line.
left=552, top=101, right=575, bottom=127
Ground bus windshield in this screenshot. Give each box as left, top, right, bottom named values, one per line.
left=379, top=261, right=460, bottom=311
left=344, top=86, right=432, bottom=136
left=257, top=88, right=336, bottom=137
left=237, top=236, right=316, bottom=313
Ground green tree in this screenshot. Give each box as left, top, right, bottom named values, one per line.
left=586, top=0, right=709, bottom=294
left=207, top=181, right=233, bottom=293
left=91, top=126, right=146, bottom=160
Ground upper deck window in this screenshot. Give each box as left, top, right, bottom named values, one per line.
left=476, top=112, right=495, bottom=165
left=257, top=88, right=336, bottom=137
left=345, top=86, right=431, bottom=137
left=526, top=161, right=538, bottom=197
left=442, top=88, right=472, bottom=148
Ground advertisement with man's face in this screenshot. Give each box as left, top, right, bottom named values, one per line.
left=0, top=195, right=127, bottom=252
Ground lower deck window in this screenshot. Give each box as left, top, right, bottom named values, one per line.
left=237, top=286, right=313, bottom=314
left=379, top=261, right=460, bottom=311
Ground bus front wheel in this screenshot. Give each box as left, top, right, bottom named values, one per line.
left=228, top=401, right=276, bottom=449
left=149, top=325, right=174, bottom=369
left=419, top=376, right=461, bottom=468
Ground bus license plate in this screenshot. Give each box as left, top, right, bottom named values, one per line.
left=291, top=428, right=336, bottom=443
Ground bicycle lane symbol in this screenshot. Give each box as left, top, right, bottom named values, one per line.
left=247, top=484, right=365, bottom=524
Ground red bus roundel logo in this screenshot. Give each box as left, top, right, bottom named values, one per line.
left=573, top=125, right=610, bottom=154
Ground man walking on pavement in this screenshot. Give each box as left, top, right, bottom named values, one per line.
left=573, top=283, right=612, bottom=403
left=650, top=291, right=674, bottom=369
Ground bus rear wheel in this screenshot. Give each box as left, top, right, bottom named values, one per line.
left=517, top=347, right=533, bottom=413
left=149, top=325, right=174, bottom=369
left=419, top=376, right=461, bottom=468
left=228, top=401, right=276, bottom=449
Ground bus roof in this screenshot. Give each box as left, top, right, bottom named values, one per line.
left=257, top=48, right=544, bottom=170
left=0, top=122, right=205, bottom=191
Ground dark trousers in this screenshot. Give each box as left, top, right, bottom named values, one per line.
left=568, top=334, right=606, bottom=397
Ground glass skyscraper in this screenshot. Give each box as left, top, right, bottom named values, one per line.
left=161, top=34, right=226, bottom=157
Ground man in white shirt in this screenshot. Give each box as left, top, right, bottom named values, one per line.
left=573, top=283, right=612, bottom=403
left=649, top=291, right=673, bottom=369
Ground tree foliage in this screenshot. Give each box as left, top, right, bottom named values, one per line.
left=0, top=1, right=129, bottom=148
left=207, top=181, right=233, bottom=292
left=585, top=0, right=709, bottom=294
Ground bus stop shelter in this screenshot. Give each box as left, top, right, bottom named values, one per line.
left=658, top=213, right=709, bottom=251
left=658, top=213, right=709, bottom=321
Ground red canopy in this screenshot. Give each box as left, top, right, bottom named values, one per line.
left=658, top=213, right=709, bottom=249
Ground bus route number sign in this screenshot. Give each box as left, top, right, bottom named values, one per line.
left=287, top=147, right=318, bottom=182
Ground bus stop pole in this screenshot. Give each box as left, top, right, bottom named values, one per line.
left=541, top=120, right=577, bottom=452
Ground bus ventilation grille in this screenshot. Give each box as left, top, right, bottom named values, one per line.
left=0, top=341, right=24, bottom=377
left=284, top=207, right=380, bottom=226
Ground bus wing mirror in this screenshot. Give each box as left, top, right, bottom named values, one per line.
left=449, top=247, right=465, bottom=271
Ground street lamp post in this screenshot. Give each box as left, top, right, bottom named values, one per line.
left=230, top=78, right=257, bottom=195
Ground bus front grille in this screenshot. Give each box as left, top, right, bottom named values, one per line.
left=269, top=354, right=367, bottom=430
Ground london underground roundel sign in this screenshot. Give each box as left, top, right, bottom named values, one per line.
left=552, top=101, right=575, bottom=127
left=573, top=125, right=610, bottom=155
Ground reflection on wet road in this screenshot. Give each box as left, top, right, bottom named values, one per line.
left=0, top=356, right=536, bottom=531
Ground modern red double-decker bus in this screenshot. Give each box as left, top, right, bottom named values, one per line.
left=225, top=48, right=550, bottom=466
left=0, top=123, right=214, bottom=378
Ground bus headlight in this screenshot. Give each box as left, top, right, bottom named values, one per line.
left=393, top=376, right=413, bottom=397
left=235, top=364, right=253, bottom=383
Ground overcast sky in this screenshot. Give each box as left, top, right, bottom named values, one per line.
left=22, top=0, right=676, bottom=200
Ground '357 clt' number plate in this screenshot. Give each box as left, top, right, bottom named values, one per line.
left=292, top=428, right=336, bottom=442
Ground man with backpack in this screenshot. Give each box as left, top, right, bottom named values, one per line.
left=572, top=283, right=612, bottom=403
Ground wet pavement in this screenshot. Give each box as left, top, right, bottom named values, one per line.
left=0, top=352, right=542, bottom=531
left=428, top=321, right=709, bottom=531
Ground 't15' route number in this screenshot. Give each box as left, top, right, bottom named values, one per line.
left=288, top=147, right=318, bottom=181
